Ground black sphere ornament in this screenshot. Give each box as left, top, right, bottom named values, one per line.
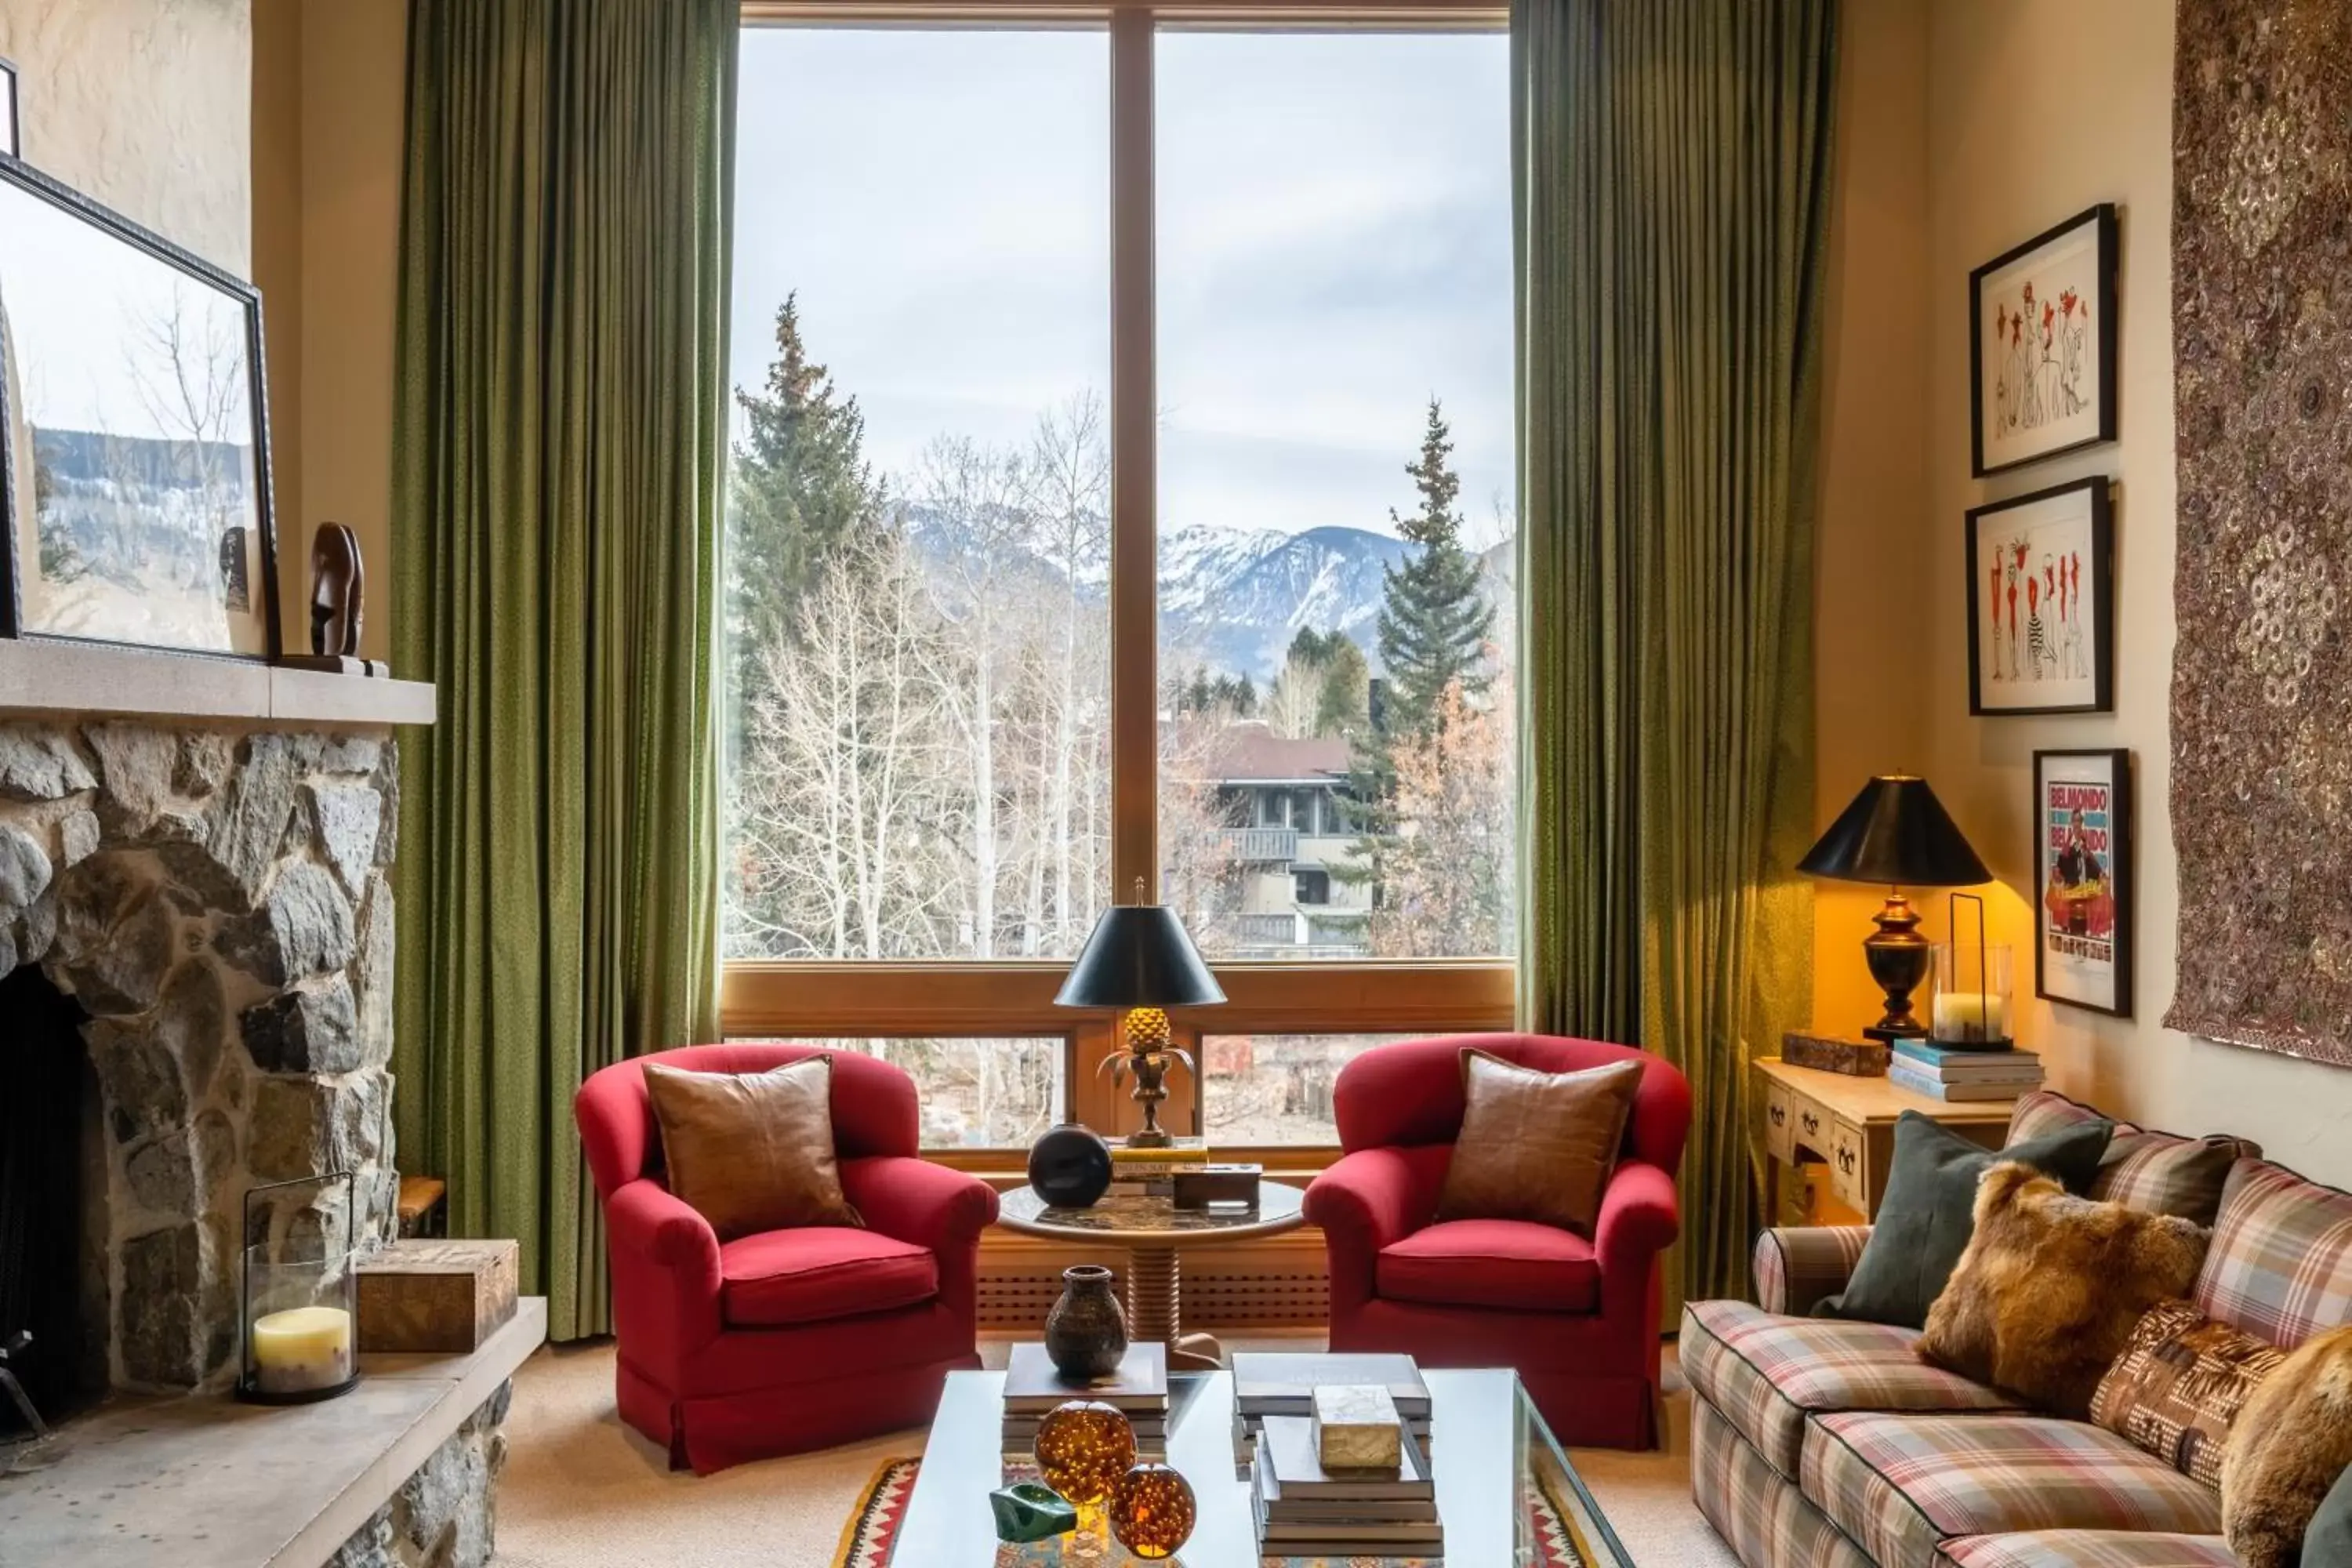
left=1028, top=1122, right=1113, bottom=1208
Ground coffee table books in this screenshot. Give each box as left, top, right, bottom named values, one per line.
left=1251, top=1412, right=1443, bottom=1559
left=1232, top=1349, right=1434, bottom=1451
left=1001, top=1341, right=1170, bottom=1455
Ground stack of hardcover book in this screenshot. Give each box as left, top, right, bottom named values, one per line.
left=1888, top=1040, right=2045, bottom=1102
left=1250, top=1411, right=1441, bottom=1560
left=1001, top=1342, right=1169, bottom=1457
left=1107, top=1138, right=1209, bottom=1197
left=1231, top=1352, right=1433, bottom=1452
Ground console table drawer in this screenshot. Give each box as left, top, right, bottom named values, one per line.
left=1828, top=1117, right=1868, bottom=1210
left=1762, top=1076, right=1796, bottom=1164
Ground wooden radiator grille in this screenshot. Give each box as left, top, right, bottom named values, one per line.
left=976, top=1228, right=1330, bottom=1332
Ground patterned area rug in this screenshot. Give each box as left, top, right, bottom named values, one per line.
left=833, top=1457, right=1588, bottom=1566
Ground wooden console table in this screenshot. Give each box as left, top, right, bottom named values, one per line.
left=1755, top=1058, right=2013, bottom=1221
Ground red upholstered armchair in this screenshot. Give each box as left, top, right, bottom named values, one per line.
left=575, top=1044, right=998, bottom=1474
left=1302, top=1034, right=1690, bottom=1449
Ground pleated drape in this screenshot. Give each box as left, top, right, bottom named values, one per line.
left=1514, top=0, right=1836, bottom=1308
left=391, top=0, right=734, bottom=1341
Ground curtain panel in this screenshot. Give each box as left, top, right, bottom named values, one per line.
left=1514, top=0, right=1836, bottom=1308
left=392, top=0, right=735, bottom=1340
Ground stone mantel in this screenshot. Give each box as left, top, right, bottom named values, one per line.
left=0, top=642, right=437, bottom=729
left=0, top=1300, right=545, bottom=1568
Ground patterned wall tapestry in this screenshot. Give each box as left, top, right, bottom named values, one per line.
left=2169, top=0, right=2352, bottom=1065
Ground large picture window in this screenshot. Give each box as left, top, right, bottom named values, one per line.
left=722, top=7, right=1515, bottom=1148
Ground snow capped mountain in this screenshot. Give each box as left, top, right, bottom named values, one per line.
left=1159, top=524, right=1412, bottom=683
left=898, top=510, right=1508, bottom=685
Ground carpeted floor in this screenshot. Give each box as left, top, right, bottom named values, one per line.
left=493, top=1338, right=1738, bottom=1566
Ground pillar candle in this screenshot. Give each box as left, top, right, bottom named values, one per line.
left=1932, top=991, right=2006, bottom=1040
left=251, top=1305, right=353, bottom=1394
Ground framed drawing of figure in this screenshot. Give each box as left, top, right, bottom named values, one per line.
left=1965, top=477, right=2114, bottom=716
left=1970, top=204, right=2118, bottom=477
left=2033, top=749, right=2133, bottom=1017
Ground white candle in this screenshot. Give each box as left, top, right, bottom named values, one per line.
left=1932, top=991, right=2006, bottom=1040
left=251, top=1305, right=353, bottom=1394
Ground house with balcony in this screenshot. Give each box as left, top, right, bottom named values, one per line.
left=1200, top=721, right=1373, bottom=958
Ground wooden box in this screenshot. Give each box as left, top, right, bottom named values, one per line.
left=357, top=1238, right=519, bottom=1352
left=1781, top=1032, right=1889, bottom=1076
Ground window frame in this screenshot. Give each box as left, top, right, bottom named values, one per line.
left=723, top=0, right=1517, bottom=1152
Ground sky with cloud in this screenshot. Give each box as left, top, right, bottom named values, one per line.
left=730, top=25, right=1513, bottom=546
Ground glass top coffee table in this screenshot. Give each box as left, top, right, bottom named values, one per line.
left=889, top=1365, right=1633, bottom=1566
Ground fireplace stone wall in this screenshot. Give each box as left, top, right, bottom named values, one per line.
left=0, top=718, right=399, bottom=1392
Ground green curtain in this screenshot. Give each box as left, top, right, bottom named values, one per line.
left=391, top=0, right=735, bottom=1341
left=1514, top=0, right=1835, bottom=1310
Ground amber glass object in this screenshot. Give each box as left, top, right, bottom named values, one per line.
left=1108, top=1461, right=1196, bottom=1559
left=1032, top=1399, right=1137, bottom=1507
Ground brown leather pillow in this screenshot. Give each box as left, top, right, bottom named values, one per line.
left=643, top=1056, right=864, bottom=1240
left=1918, top=1161, right=2209, bottom=1420
left=1434, top=1049, right=1643, bottom=1239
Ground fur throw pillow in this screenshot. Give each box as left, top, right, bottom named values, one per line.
left=1917, top=1161, right=2210, bottom=1419
left=2222, top=1323, right=2352, bottom=1568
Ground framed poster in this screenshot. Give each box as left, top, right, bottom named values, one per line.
left=0, top=154, right=280, bottom=659
left=1970, top=203, right=2118, bottom=477
left=2034, top=749, right=2133, bottom=1016
left=1965, top=476, right=2113, bottom=715
left=0, top=56, right=16, bottom=159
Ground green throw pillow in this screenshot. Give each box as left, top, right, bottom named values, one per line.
left=1816, top=1109, right=2113, bottom=1330
left=2306, top=1463, right=2352, bottom=1565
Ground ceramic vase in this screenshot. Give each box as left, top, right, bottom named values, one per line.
left=1044, top=1263, right=1128, bottom=1380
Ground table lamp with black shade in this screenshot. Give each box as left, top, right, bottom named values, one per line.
left=1056, top=882, right=1227, bottom=1148
left=1798, top=775, right=1991, bottom=1041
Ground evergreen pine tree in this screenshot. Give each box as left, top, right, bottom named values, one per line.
left=1374, top=398, right=1495, bottom=741
left=728, top=294, right=883, bottom=678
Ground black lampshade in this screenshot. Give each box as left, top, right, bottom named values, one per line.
left=1798, top=775, right=1991, bottom=888
left=1054, top=905, right=1227, bottom=1010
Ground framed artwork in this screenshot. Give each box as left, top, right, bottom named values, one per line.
left=1970, top=203, right=2118, bottom=477
left=0, top=154, right=280, bottom=659
left=2034, top=749, right=2133, bottom=1017
left=0, top=56, right=16, bottom=159
left=1965, top=476, right=2113, bottom=715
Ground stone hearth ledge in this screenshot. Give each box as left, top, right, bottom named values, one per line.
left=0, top=1298, right=545, bottom=1568
left=0, top=642, right=435, bottom=728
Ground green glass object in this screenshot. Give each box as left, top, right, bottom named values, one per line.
left=989, top=1481, right=1077, bottom=1542
left=1108, top=1462, right=1196, bottom=1559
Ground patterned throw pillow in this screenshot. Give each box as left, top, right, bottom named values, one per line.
left=2090, top=1298, right=2285, bottom=1487
left=2005, top=1090, right=2259, bottom=1224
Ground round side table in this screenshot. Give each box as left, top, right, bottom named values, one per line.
left=996, top=1183, right=1306, bottom=1372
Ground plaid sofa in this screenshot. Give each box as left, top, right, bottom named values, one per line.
left=1686, top=1091, right=2352, bottom=1568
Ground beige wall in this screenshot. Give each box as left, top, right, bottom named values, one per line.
left=1810, top=0, right=1934, bottom=1036
left=248, top=0, right=405, bottom=662
left=1911, top=0, right=2352, bottom=1181
left=0, top=0, right=252, bottom=271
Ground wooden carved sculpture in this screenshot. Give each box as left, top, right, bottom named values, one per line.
left=310, top=523, right=364, bottom=658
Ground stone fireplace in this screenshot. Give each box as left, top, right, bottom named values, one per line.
left=0, top=650, right=535, bottom=1568
left=0, top=717, right=399, bottom=1399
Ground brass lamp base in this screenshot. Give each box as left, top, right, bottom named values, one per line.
left=1099, top=1007, right=1195, bottom=1149
left=1860, top=888, right=1932, bottom=1040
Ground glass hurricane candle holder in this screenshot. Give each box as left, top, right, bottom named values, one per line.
left=1033, top=1399, right=1136, bottom=1508
left=238, top=1173, right=361, bottom=1404
left=1930, top=941, right=2014, bottom=1048
left=1109, top=1461, right=1196, bottom=1559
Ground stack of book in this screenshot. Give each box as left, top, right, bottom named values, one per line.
left=1001, top=1342, right=1169, bottom=1457
left=1108, top=1138, right=1209, bottom=1197
left=1231, top=1352, right=1433, bottom=1455
left=1250, top=1411, right=1441, bottom=1560
left=1888, top=1040, right=2045, bottom=1102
